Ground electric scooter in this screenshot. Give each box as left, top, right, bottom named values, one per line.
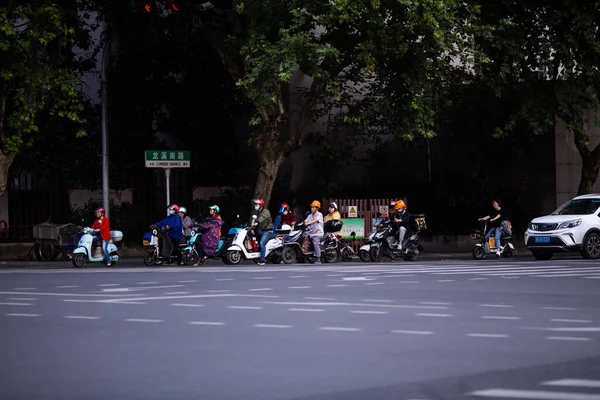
left=472, top=220, right=515, bottom=259
left=72, top=227, right=122, bottom=268
left=181, top=224, right=243, bottom=266
left=223, top=215, right=291, bottom=265
left=142, top=225, right=187, bottom=266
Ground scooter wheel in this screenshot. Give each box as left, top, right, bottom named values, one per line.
left=359, top=249, right=371, bottom=262
left=144, top=251, right=157, bottom=266
left=324, top=249, right=338, bottom=263
left=72, top=253, right=86, bottom=268
left=225, top=250, right=242, bottom=265
left=281, top=247, right=297, bottom=264
left=369, top=246, right=383, bottom=262
left=182, top=251, right=199, bottom=266
left=472, top=246, right=486, bottom=260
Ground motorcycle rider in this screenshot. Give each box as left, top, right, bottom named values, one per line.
left=478, top=199, right=505, bottom=256
left=156, top=204, right=183, bottom=264
left=304, top=200, right=324, bottom=263
left=324, top=202, right=342, bottom=236
left=279, top=203, right=296, bottom=227
left=250, top=199, right=273, bottom=266
left=91, top=207, right=112, bottom=266
left=178, top=206, right=193, bottom=241
left=193, top=205, right=225, bottom=266
left=392, top=200, right=411, bottom=250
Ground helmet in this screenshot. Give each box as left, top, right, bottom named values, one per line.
left=168, top=204, right=179, bottom=213
left=279, top=203, right=290, bottom=213
left=209, top=204, right=220, bottom=214
left=179, top=206, right=187, bottom=214
left=251, top=199, right=265, bottom=208
left=96, top=207, right=105, bottom=215
left=394, top=200, right=406, bottom=211
left=328, top=202, right=338, bottom=211
left=310, top=200, right=321, bottom=208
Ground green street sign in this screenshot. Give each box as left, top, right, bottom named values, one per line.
left=145, top=150, right=190, bottom=168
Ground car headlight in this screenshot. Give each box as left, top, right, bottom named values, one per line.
left=557, top=219, right=582, bottom=229
left=528, top=222, right=534, bottom=230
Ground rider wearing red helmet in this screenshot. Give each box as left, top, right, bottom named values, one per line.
left=251, top=199, right=273, bottom=265
left=91, top=207, right=112, bottom=266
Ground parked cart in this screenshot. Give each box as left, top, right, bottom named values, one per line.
left=32, top=222, right=82, bottom=261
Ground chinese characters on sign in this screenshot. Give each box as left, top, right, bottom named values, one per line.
left=144, top=150, right=190, bottom=168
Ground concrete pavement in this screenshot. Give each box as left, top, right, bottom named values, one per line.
left=0, top=259, right=599, bottom=399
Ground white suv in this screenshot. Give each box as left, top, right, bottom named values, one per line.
left=525, top=194, right=600, bottom=260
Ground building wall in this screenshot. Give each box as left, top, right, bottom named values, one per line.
left=555, top=109, right=600, bottom=207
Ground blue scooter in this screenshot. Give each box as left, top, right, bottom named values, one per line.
left=181, top=225, right=243, bottom=266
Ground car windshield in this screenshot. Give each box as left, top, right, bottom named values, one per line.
left=552, top=199, right=600, bottom=215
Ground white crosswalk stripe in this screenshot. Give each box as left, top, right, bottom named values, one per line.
left=468, top=377, right=600, bottom=399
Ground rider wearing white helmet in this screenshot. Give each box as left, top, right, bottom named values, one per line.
left=178, top=206, right=193, bottom=239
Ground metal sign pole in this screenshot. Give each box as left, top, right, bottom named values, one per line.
left=165, top=168, right=171, bottom=215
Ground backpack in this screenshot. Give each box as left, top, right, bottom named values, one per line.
left=501, top=220, right=512, bottom=236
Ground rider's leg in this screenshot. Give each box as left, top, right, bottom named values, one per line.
left=102, top=239, right=111, bottom=265
left=259, top=231, right=274, bottom=261
left=494, top=228, right=502, bottom=253
left=398, top=226, right=407, bottom=249
left=311, top=234, right=322, bottom=262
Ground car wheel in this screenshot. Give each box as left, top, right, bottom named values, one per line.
left=531, top=250, right=553, bottom=260
left=582, top=232, right=600, bottom=259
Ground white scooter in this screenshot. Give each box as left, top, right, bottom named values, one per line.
left=224, top=215, right=291, bottom=265
left=72, top=227, right=123, bottom=268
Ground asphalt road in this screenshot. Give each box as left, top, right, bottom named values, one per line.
left=1, top=257, right=599, bottom=400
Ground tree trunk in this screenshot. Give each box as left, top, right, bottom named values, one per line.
left=0, top=150, right=16, bottom=198
left=577, top=152, right=600, bottom=195
left=252, top=136, right=285, bottom=208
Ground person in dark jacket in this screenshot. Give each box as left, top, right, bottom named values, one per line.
left=391, top=200, right=413, bottom=250
left=250, top=198, right=273, bottom=265
left=156, top=204, right=183, bottom=263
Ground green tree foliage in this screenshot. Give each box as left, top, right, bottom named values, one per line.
left=0, top=1, right=96, bottom=195
left=469, top=0, right=600, bottom=194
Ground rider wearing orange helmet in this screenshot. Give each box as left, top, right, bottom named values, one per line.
left=392, top=199, right=411, bottom=250
left=304, top=200, right=324, bottom=263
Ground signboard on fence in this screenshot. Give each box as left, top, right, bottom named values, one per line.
left=379, top=205, right=389, bottom=217
left=341, top=218, right=364, bottom=239
left=347, top=205, right=358, bottom=218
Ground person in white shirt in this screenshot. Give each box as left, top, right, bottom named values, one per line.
left=304, top=200, right=324, bottom=263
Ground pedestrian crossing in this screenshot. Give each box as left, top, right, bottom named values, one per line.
left=198, top=260, right=600, bottom=279
left=468, top=378, right=600, bottom=399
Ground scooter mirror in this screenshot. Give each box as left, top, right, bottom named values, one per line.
left=251, top=215, right=257, bottom=220
left=191, top=230, right=196, bottom=235
left=351, top=232, right=356, bottom=237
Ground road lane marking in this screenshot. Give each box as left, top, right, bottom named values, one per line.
left=254, top=324, right=292, bottom=329
left=305, top=297, right=336, bottom=300
left=97, top=294, right=234, bottom=302
left=543, top=306, right=576, bottom=310
left=165, top=292, right=190, bottom=295
left=101, top=285, right=185, bottom=292
left=216, top=278, right=234, bottom=281
left=13, top=288, right=36, bottom=290
left=98, top=284, right=120, bottom=287
left=366, top=282, right=385, bottom=285
left=320, top=327, right=361, bottom=332
left=6, top=313, right=40, bottom=317
left=467, top=388, right=600, bottom=400
left=137, top=282, right=159, bottom=285
left=207, top=290, right=231, bottom=293
left=0, top=302, right=32, bottom=306
left=178, top=280, right=197, bottom=283
left=417, top=313, right=453, bottom=318
left=546, top=336, right=592, bottom=341
left=469, top=277, right=489, bottom=280
left=56, top=285, right=79, bottom=288
left=392, top=330, right=434, bottom=335
left=261, top=301, right=448, bottom=310
left=398, top=281, right=420, bottom=284
left=249, top=288, right=273, bottom=291
left=171, top=303, right=205, bottom=307
left=467, top=333, right=509, bottom=338
left=362, top=299, right=393, bottom=303
left=551, top=319, right=591, bottom=323
left=436, top=280, right=454, bottom=282
left=63, top=299, right=147, bottom=304
left=479, top=304, right=513, bottom=308
left=189, top=321, right=225, bottom=326
left=327, top=284, right=347, bottom=287
left=289, top=308, right=325, bottom=312
left=126, top=319, right=163, bottom=323
left=8, top=298, right=37, bottom=301
left=253, top=277, right=273, bottom=280
left=542, top=379, right=600, bottom=388
left=288, top=286, right=311, bottom=289
left=228, top=306, right=263, bottom=310
left=351, top=310, right=388, bottom=315
left=289, top=276, right=309, bottom=278
left=482, top=316, right=522, bottom=320
left=65, top=316, right=100, bottom=320
left=326, top=274, right=344, bottom=277
left=420, top=302, right=452, bottom=305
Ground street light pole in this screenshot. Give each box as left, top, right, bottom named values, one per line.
left=101, top=32, right=110, bottom=218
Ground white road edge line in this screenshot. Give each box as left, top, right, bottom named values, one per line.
left=254, top=324, right=292, bottom=329
left=7, top=298, right=36, bottom=301
left=482, top=316, right=522, bottom=320
left=228, top=306, right=263, bottom=310
left=6, top=313, right=40, bottom=317
left=467, top=333, right=509, bottom=338
left=416, top=313, right=453, bottom=318
left=171, top=304, right=205, bottom=307
left=288, top=286, right=311, bottom=289
left=249, top=288, right=273, bottom=291
left=546, top=336, right=592, bottom=341
left=551, top=319, right=591, bottom=323
left=479, top=304, right=513, bottom=308
left=320, top=327, right=361, bottom=332
left=351, top=310, right=388, bottom=315
left=289, top=308, right=325, bottom=312
left=189, top=321, right=225, bottom=326
left=542, top=379, right=600, bottom=388
left=468, top=388, right=600, bottom=400
left=391, top=330, right=434, bottom=335
left=65, top=316, right=100, bottom=320
left=0, top=302, right=32, bottom=306
left=125, top=319, right=164, bottom=323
